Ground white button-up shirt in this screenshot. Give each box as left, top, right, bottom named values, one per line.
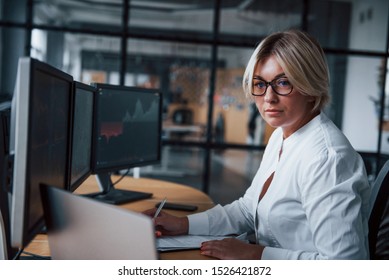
left=188, top=113, right=371, bottom=259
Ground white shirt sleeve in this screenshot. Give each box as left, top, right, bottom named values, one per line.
left=188, top=182, right=260, bottom=236
left=299, top=152, right=369, bottom=259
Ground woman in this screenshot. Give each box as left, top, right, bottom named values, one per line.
left=145, top=30, right=371, bottom=260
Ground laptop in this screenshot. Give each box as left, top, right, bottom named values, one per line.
left=40, top=185, right=158, bottom=260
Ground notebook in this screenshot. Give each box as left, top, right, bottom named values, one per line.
left=40, top=185, right=157, bottom=260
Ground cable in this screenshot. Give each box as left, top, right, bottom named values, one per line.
left=19, top=250, right=51, bottom=260
left=111, top=169, right=130, bottom=186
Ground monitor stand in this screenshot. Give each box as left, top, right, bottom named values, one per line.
left=83, top=173, right=152, bottom=205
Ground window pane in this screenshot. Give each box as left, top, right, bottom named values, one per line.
left=127, top=38, right=211, bottom=142
left=309, top=0, right=389, bottom=52
left=33, top=0, right=122, bottom=32
left=220, top=0, right=302, bottom=41
left=1, top=27, right=26, bottom=98
left=209, top=149, right=263, bottom=205
left=129, top=0, right=215, bottom=39
left=31, top=30, right=121, bottom=84
left=381, top=63, right=389, bottom=155
left=342, top=56, right=381, bottom=153
left=380, top=124, right=389, bottom=162
left=76, top=34, right=121, bottom=84
left=1, top=0, right=26, bottom=23
left=214, top=46, right=272, bottom=146
left=140, top=146, right=205, bottom=192
left=325, top=54, right=349, bottom=127
left=379, top=59, right=389, bottom=174
left=214, top=47, right=249, bottom=145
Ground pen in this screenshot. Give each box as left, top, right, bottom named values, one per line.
left=154, top=197, right=167, bottom=219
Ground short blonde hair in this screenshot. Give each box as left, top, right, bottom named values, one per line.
left=242, top=29, right=330, bottom=112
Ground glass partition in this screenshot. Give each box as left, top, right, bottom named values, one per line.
left=2, top=0, right=389, bottom=198
left=214, top=46, right=274, bottom=146
left=31, top=31, right=121, bottom=84
left=127, top=38, right=211, bottom=143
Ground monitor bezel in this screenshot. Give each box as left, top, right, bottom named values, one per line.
left=9, top=57, right=73, bottom=250
left=67, top=81, right=96, bottom=192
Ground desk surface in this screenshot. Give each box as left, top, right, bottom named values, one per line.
left=24, top=175, right=214, bottom=260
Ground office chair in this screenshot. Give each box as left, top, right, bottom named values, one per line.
left=368, top=159, right=389, bottom=259
left=358, top=152, right=389, bottom=184
left=172, top=108, right=193, bottom=125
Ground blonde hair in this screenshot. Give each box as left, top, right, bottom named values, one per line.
left=242, top=29, right=330, bottom=112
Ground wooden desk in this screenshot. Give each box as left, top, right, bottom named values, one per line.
left=24, top=175, right=214, bottom=260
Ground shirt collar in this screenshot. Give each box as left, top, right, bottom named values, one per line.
left=280, top=112, right=324, bottom=154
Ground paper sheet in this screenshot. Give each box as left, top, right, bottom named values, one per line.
left=156, top=232, right=248, bottom=252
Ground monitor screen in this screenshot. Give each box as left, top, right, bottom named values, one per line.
left=68, top=82, right=95, bottom=192
left=9, top=57, right=73, bottom=251
left=88, top=84, right=162, bottom=204
left=92, top=84, right=162, bottom=172
left=0, top=101, right=18, bottom=260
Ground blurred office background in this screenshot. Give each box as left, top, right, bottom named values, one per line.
left=1, top=0, right=389, bottom=205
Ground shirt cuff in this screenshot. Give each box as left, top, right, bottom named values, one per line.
left=261, top=247, right=288, bottom=260
left=187, top=212, right=210, bottom=235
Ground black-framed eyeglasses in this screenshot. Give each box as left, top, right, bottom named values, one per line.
left=251, top=77, right=293, bottom=96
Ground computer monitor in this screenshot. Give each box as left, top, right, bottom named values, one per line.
left=9, top=57, right=73, bottom=252
left=68, top=82, right=95, bottom=192
left=88, top=83, right=162, bottom=204
left=0, top=101, right=18, bottom=260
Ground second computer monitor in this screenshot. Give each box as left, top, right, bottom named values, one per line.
left=68, top=82, right=95, bottom=192
left=89, top=84, right=162, bottom=204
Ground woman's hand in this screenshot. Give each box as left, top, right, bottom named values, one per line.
left=200, top=238, right=264, bottom=260
left=143, top=208, right=189, bottom=237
